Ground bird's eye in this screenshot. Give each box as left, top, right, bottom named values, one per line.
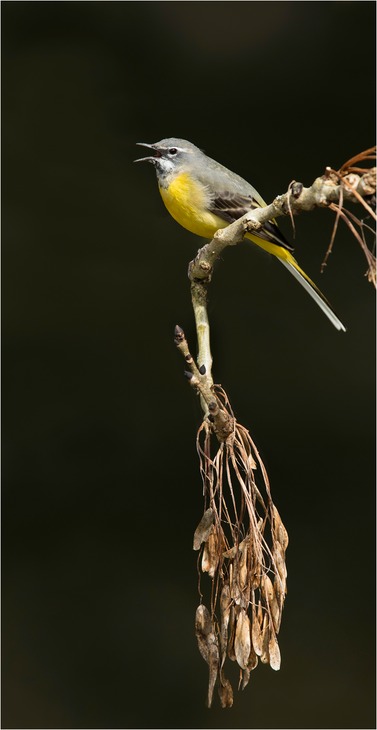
left=169, top=147, right=178, bottom=155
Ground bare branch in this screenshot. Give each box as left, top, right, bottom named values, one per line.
left=188, top=157, right=376, bottom=290
left=175, top=148, right=375, bottom=707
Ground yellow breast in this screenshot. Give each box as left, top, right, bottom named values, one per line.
left=159, top=172, right=227, bottom=238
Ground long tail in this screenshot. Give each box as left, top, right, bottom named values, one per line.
left=279, top=253, right=346, bottom=332
left=244, top=231, right=346, bottom=331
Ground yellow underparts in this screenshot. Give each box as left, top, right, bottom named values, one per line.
left=159, top=173, right=228, bottom=238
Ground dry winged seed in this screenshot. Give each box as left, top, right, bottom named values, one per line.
left=218, top=673, right=234, bottom=708
left=220, top=584, right=231, bottom=622
left=262, top=574, right=281, bottom=634
left=240, top=667, right=250, bottom=691
left=230, top=562, right=243, bottom=605
left=276, top=575, right=286, bottom=602
left=274, top=574, right=286, bottom=607
left=251, top=607, right=263, bottom=656
left=260, top=613, right=270, bottom=664
left=248, top=644, right=258, bottom=671
left=219, top=584, right=231, bottom=666
left=201, top=532, right=219, bottom=578
left=272, top=606, right=282, bottom=634
left=207, top=640, right=219, bottom=708
left=195, top=605, right=212, bottom=663
left=234, top=609, right=251, bottom=670
left=273, top=541, right=288, bottom=582
left=220, top=583, right=231, bottom=620
left=223, top=545, right=238, bottom=559
left=193, top=508, right=215, bottom=550
left=247, top=452, right=257, bottom=470
left=272, top=505, right=289, bottom=550
left=227, top=605, right=237, bottom=662
left=238, top=539, right=249, bottom=590
left=224, top=537, right=249, bottom=563
left=268, top=627, right=281, bottom=671
left=262, top=573, right=275, bottom=603
left=194, top=605, right=219, bottom=709
left=201, top=544, right=210, bottom=574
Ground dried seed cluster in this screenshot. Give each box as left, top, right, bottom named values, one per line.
left=194, top=386, right=288, bottom=708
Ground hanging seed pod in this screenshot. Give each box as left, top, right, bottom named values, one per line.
left=248, top=644, right=258, bottom=672
left=260, top=612, right=270, bottom=664
left=223, top=544, right=238, bottom=559
left=218, top=669, right=234, bottom=708
left=194, top=605, right=219, bottom=708
left=201, top=543, right=210, bottom=574
left=219, top=584, right=231, bottom=667
left=240, top=667, right=251, bottom=691
left=274, top=540, right=287, bottom=579
left=251, top=603, right=263, bottom=656
left=220, top=583, right=231, bottom=625
left=207, top=640, right=220, bottom=708
left=261, top=573, right=274, bottom=603
left=193, top=508, right=215, bottom=550
left=275, top=574, right=286, bottom=602
left=195, top=604, right=212, bottom=663
left=262, top=573, right=281, bottom=634
left=272, top=505, right=289, bottom=551
left=268, top=625, right=281, bottom=671
left=234, top=609, right=251, bottom=670
left=201, top=532, right=219, bottom=578
left=227, top=605, right=237, bottom=662
left=194, top=386, right=289, bottom=706
left=242, top=618, right=259, bottom=691
left=230, top=560, right=243, bottom=605
left=273, top=576, right=285, bottom=630
left=238, top=537, right=249, bottom=590
left=271, top=598, right=281, bottom=635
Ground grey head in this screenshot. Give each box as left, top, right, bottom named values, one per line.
left=134, top=137, right=264, bottom=203
left=134, top=138, right=205, bottom=182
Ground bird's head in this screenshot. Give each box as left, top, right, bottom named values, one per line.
left=134, top=138, right=202, bottom=180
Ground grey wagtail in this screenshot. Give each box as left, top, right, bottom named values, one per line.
left=135, top=138, right=345, bottom=332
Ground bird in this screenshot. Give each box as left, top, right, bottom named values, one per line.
left=135, top=137, right=345, bottom=331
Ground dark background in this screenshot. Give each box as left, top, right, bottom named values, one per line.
left=2, top=2, right=376, bottom=728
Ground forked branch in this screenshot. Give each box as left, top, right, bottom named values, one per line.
left=174, top=149, right=375, bottom=708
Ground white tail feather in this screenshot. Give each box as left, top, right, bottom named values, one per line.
left=279, top=259, right=346, bottom=332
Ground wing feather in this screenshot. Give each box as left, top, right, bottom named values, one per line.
left=209, top=191, right=294, bottom=253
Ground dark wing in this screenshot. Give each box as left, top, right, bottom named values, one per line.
left=209, top=192, right=294, bottom=253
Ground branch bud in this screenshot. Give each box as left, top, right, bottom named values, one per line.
left=174, top=325, right=185, bottom=344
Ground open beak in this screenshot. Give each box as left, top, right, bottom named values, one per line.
left=134, top=142, right=161, bottom=163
